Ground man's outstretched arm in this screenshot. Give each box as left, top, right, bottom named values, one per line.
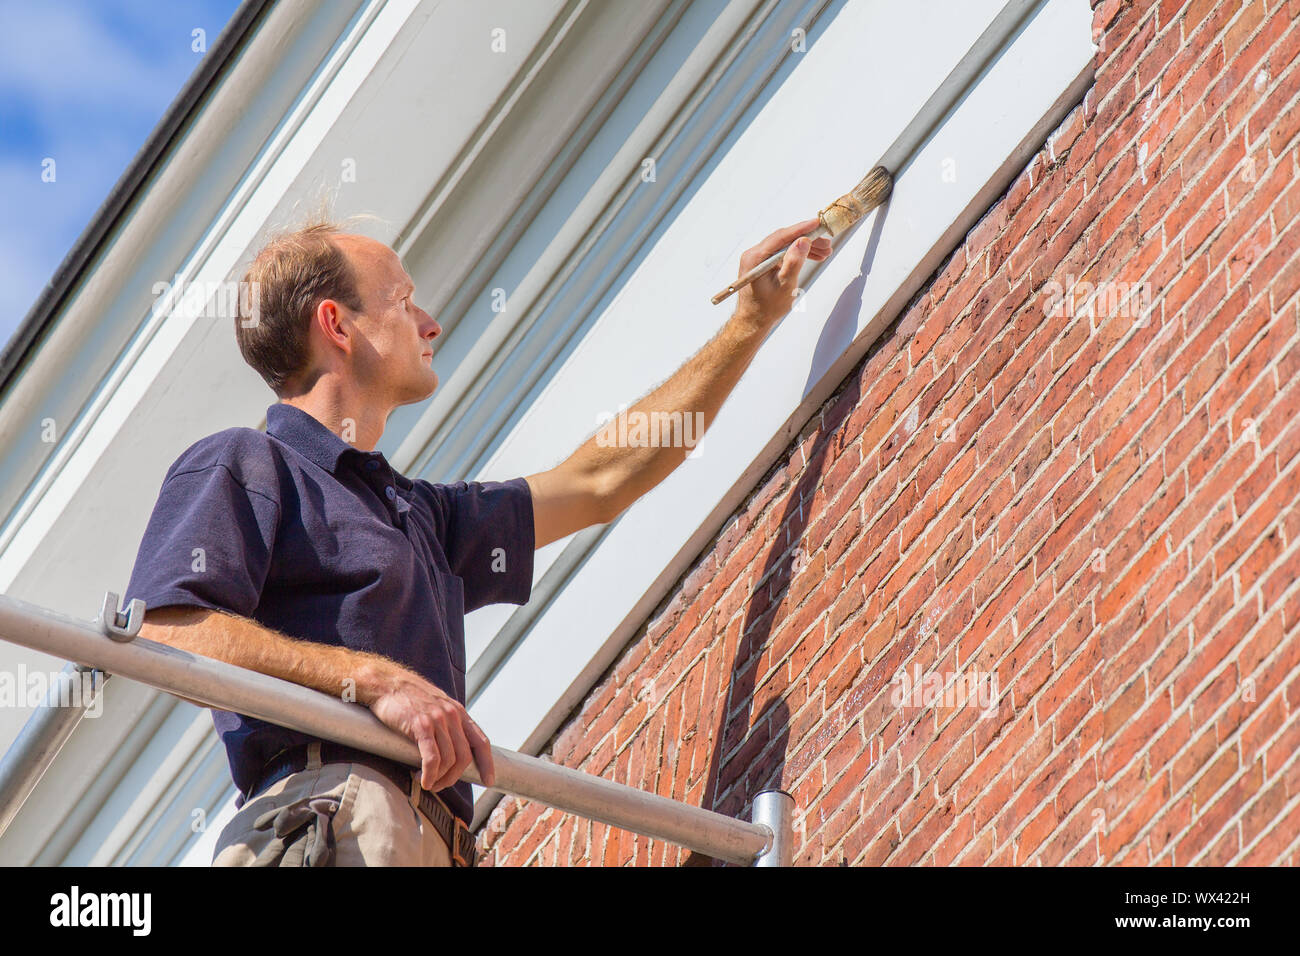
left=525, top=219, right=832, bottom=549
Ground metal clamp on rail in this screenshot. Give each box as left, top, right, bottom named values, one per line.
left=100, top=591, right=145, bottom=643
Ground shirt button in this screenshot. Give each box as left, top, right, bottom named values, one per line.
left=365, top=459, right=380, bottom=471
left=385, top=486, right=396, bottom=500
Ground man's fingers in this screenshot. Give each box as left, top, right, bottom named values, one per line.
left=766, top=217, right=820, bottom=247
left=415, top=734, right=442, bottom=792
left=752, top=218, right=820, bottom=260
left=432, top=723, right=473, bottom=792
left=423, top=720, right=455, bottom=790
left=777, top=236, right=811, bottom=286
left=465, top=718, right=496, bottom=788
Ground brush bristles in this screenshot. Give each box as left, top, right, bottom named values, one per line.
left=819, top=165, right=894, bottom=237
left=850, top=165, right=893, bottom=209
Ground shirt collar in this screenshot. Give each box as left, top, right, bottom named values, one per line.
left=264, top=402, right=411, bottom=489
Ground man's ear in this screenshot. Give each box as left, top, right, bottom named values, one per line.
left=315, top=298, right=353, bottom=357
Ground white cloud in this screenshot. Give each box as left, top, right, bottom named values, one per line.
left=0, top=2, right=195, bottom=132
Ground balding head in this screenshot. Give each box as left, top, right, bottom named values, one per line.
left=236, top=217, right=440, bottom=411
left=331, top=233, right=411, bottom=314
left=235, top=221, right=365, bottom=395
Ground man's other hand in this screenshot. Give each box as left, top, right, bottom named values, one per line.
left=367, top=668, right=496, bottom=792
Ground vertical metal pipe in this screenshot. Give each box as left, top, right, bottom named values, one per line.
left=0, top=662, right=105, bottom=836
left=751, top=789, right=794, bottom=866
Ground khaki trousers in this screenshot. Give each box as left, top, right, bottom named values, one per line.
left=212, top=742, right=454, bottom=867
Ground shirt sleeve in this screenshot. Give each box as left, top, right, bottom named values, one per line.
left=418, top=476, right=535, bottom=613
left=123, top=463, right=280, bottom=618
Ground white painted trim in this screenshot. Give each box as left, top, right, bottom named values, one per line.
left=86, top=708, right=214, bottom=866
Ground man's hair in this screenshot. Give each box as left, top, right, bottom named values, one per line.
left=234, top=220, right=366, bottom=396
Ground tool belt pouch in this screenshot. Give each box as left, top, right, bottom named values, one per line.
left=249, top=795, right=341, bottom=867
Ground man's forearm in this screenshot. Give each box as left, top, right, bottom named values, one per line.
left=525, top=222, right=827, bottom=545
left=139, top=606, right=411, bottom=707
left=577, top=308, right=770, bottom=517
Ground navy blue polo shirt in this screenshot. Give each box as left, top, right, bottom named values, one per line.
left=122, top=401, right=535, bottom=824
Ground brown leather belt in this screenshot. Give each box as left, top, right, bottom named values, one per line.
left=245, top=741, right=477, bottom=867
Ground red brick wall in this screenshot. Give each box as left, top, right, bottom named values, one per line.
left=479, top=0, right=1300, bottom=865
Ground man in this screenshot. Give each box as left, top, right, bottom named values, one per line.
left=124, top=215, right=831, bottom=867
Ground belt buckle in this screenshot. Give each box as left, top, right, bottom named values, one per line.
left=450, top=814, right=474, bottom=867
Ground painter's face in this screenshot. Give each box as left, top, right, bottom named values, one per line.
left=336, top=235, right=441, bottom=408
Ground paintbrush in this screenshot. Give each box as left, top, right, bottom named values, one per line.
left=710, top=165, right=893, bottom=305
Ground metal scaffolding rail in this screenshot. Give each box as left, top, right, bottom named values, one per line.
left=0, top=592, right=791, bottom=866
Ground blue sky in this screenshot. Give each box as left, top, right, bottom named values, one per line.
left=0, top=0, right=243, bottom=356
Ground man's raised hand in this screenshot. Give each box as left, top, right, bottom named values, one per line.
left=732, top=218, right=833, bottom=328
